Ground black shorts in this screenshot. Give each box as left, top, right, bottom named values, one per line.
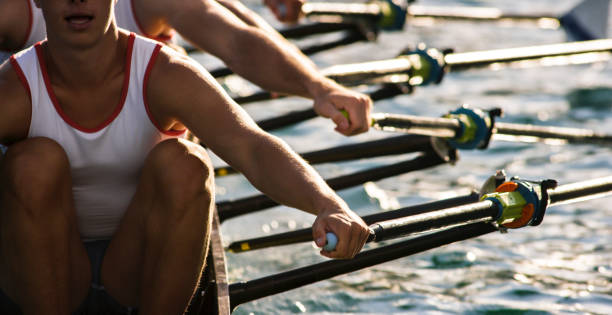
left=0, top=240, right=136, bottom=315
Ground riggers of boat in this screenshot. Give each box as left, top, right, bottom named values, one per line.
left=188, top=174, right=612, bottom=314
left=187, top=0, right=612, bottom=313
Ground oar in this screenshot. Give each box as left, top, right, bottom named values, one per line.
left=217, top=147, right=455, bottom=222
left=228, top=175, right=612, bottom=309
left=209, top=0, right=606, bottom=78
left=322, top=39, right=612, bottom=86
left=302, top=0, right=608, bottom=41
left=249, top=34, right=612, bottom=130
left=226, top=192, right=480, bottom=253
left=238, top=39, right=612, bottom=132
left=215, top=134, right=432, bottom=177
left=370, top=107, right=612, bottom=148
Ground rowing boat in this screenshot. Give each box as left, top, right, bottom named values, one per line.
left=187, top=210, right=230, bottom=315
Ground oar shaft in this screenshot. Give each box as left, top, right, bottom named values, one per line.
left=548, top=176, right=612, bottom=205
left=229, top=221, right=497, bottom=309
left=279, top=22, right=360, bottom=38
left=215, top=135, right=434, bottom=177
left=369, top=176, right=612, bottom=243
left=302, top=2, right=381, bottom=18
left=301, top=134, right=433, bottom=163
left=234, top=91, right=273, bottom=104
left=217, top=152, right=449, bottom=222
left=372, top=113, right=462, bottom=138
left=494, top=122, right=612, bottom=144
left=407, top=5, right=555, bottom=21
left=300, top=30, right=370, bottom=55
left=370, top=111, right=612, bottom=147
left=226, top=192, right=480, bottom=253
left=321, top=57, right=414, bottom=86
left=316, top=39, right=612, bottom=87
left=303, top=2, right=556, bottom=21
left=445, top=39, right=612, bottom=69
left=371, top=200, right=496, bottom=241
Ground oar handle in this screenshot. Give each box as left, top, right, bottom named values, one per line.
left=323, top=229, right=376, bottom=252
left=323, top=232, right=338, bottom=251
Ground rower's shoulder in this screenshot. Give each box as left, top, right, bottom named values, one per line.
left=149, top=45, right=213, bottom=88
left=145, top=44, right=218, bottom=110
left=156, top=44, right=203, bottom=70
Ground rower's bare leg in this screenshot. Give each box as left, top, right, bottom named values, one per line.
left=0, top=138, right=91, bottom=315
left=102, top=138, right=214, bottom=314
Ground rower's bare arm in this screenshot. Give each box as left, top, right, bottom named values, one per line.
left=147, top=48, right=369, bottom=258
left=151, top=0, right=317, bottom=95
left=147, top=0, right=372, bottom=136
left=0, top=0, right=30, bottom=52
left=0, top=62, right=31, bottom=145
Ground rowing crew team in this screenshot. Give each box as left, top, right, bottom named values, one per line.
left=0, top=0, right=373, bottom=314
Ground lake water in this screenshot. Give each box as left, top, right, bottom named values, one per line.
left=190, top=0, right=612, bottom=313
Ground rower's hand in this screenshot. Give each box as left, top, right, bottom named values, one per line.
left=312, top=84, right=372, bottom=136
left=264, top=0, right=305, bottom=23
left=312, top=207, right=369, bottom=259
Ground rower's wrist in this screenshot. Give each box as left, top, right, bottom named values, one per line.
left=304, top=77, right=340, bottom=100
left=313, top=196, right=349, bottom=217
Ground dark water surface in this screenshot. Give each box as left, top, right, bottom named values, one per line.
left=191, top=0, right=612, bottom=313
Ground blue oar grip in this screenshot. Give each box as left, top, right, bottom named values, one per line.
left=323, top=232, right=338, bottom=251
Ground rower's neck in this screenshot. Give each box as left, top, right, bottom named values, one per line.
left=43, top=25, right=126, bottom=89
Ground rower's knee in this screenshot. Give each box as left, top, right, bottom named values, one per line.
left=147, top=138, right=214, bottom=215
left=2, top=137, right=71, bottom=217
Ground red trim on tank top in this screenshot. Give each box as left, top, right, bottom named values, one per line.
left=19, top=0, right=34, bottom=49
left=142, top=44, right=186, bottom=136
left=35, top=34, right=135, bottom=133
left=129, top=0, right=174, bottom=42
left=9, top=56, right=32, bottom=101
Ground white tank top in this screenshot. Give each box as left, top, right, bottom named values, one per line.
left=15, top=0, right=175, bottom=50
left=9, top=33, right=185, bottom=240
left=23, top=0, right=46, bottom=48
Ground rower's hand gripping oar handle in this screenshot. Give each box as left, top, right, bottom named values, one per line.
left=324, top=175, right=557, bottom=251
left=323, top=229, right=376, bottom=252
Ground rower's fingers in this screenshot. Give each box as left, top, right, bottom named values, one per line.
left=282, top=0, right=304, bottom=23
left=312, top=218, right=327, bottom=248
left=342, top=96, right=372, bottom=135
left=347, top=219, right=369, bottom=258
left=325, top=222, right=352, bottom=259
left=313, top=99, right=350, bottom=133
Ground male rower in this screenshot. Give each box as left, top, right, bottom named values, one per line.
left=0, top=0, right=371, bottom=136
left=0, top=0, right=369, bottom=314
